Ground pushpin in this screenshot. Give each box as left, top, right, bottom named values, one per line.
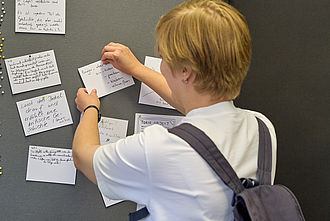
left=0, top=19, right=3, bottom=22
left=0, top=43, right=3, bottom=46
left=0, top=85, right=2, bottom=88
left=0, top=71, right=2, bottom=74
left=0, top=167, right=2, bottom=175
left=2, top=56, right=4, bottom=59
left=2, top=11, right=5, bottom=14
left=1, top=91, right=4, bottom=94
left=1, top=2, right=4, bottom=5
left=1, top=37, right=4, bottom=41
left=1, top=76, right=3, bottom=80
left=0, top=15, right=3, bottom=18
left=1, top=7, right=4, bottom=10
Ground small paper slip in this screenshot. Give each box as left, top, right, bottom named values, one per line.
left=26, top=145, right=76, bottom=185
left=78, top=61, right=135, bottom=98
left=99, top=116, right=129, bottom=145
left=101, top=195, right=123, bottom=208
left=135, top=113, right=183, bottom=133
left=138, top=56, right=174, bottom=109
left=98, top=116, right=128, bottom=207
left=15, top=0, right=66, bottom=34
left=5, top=50, right=61, bottom=94
left=16, top=90, right=73, bottom=136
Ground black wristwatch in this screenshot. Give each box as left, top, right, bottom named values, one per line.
left=84, top=105, right=101, bottom=122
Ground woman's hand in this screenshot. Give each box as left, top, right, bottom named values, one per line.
left=101, top=42, right=144, bottom=76
left=75, top=88, right=100, bottom=112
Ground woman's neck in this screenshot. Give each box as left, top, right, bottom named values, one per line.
left=182, top=91, right=229, bottom=115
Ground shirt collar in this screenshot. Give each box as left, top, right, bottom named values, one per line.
left=186, top=101, right=236, bottom=117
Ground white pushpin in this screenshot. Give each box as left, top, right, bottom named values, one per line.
left=1, top=90, right=4, bottom=94
left=0, top=76, right=3, bottom=80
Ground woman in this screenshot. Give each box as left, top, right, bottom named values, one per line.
left=73, top=0, right=277, bottom=220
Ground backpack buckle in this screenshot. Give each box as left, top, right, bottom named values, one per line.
left=240, top=178, right=259, bottom=188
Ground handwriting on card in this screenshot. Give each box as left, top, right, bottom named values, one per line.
left=139, top=119, right=176, bottom=131
left=16, top=0, right=66, bottom=34
left=29, top=145, right=73, bottom=166
left=17, top=90, right=73, bottom=136
left=135, top=113, right=183, bottom=133
left=78, top=61, right=135, bottom=98
left=98, top=117, right=128, bottom=145
left=5, top=50, right=61, bottom=94
left=7, top=51, right=58, bottom=85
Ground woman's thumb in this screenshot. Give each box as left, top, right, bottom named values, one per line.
left=91, top=89, right=98, bottom=96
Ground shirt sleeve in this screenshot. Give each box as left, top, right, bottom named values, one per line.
left=93, top=132, right=150, bottom=205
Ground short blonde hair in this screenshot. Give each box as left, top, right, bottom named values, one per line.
left=155, top=0, right=252, bottom=100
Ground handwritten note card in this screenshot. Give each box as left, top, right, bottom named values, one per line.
left=15, top=0, right=66, bottom=34
left=138, top=56, right=174, bottom=109
left=16, top=90, right=73, bottom=136
left=5, top=50, right=61, bottom=94
left=97, top=116, right=128, bottom=207
left=99, top=117, right=128, bottom=145
left=26, top=145, right=76, bottom=185
left=78, top=61, right=135, bottom=98
left=135, top=113, right=183, bottom=133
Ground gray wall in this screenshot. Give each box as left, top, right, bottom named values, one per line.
left=232, top=0, right=330, bottom=220
left=0, top=0, right=328, bottom=220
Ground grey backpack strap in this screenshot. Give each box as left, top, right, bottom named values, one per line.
left=168, top=123, right=245, bottom=194
left=256, top=117, right=272, bottom=185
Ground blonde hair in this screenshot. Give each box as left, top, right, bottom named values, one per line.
left=155, top=0, right=252, bottom=100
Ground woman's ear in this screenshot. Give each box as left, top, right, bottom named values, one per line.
left=182, top=66, right=194, bottom=83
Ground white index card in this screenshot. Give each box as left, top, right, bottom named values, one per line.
left=135, top=113, right=183, bottom=133
left=26, top=145, right=76, bottom=185
left=98, top=116, right=129, bottom=145
left=15, top=0, right=66, bottom=34
left=5, top=50, right=61, bottom=94
left=16, top=90, right=73, bottom=136
left=98, top=116, right=128, bottom=207
left=138, top=56, right=174, bottom=109
left=78, top=61, right=135, bottom=98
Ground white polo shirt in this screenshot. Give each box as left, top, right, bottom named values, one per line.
left=93, top=101, right=277, bottom=221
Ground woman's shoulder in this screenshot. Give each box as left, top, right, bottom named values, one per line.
left=240, top=108, right=276, bottom=133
